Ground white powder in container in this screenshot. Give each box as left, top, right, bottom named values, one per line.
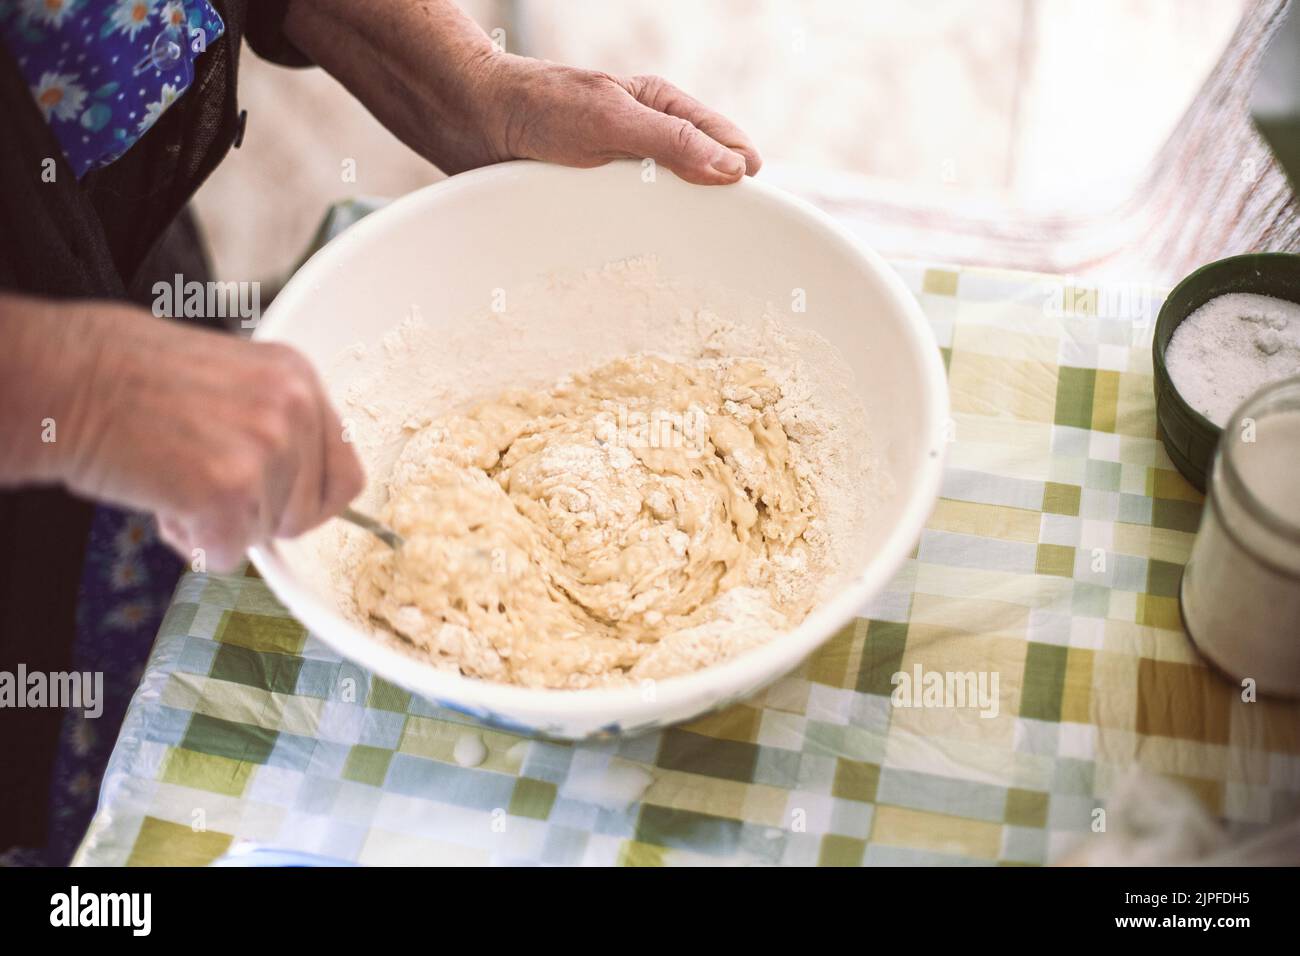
left=1166, top=292, right=1300, bottom=426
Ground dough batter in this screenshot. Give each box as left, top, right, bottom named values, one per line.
left=354, top=354, right=828, bottom=689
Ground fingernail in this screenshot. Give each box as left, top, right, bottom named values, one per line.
left=710, top=151, right=745, bottom=177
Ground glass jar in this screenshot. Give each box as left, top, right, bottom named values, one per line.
left=1181, top=375, right=1300, bottom=698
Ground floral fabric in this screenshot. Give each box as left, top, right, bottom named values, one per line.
left=0, top=0, right=225, bottom=178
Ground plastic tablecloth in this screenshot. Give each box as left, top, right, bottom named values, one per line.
left=74, top=231, right=1300, bottom=865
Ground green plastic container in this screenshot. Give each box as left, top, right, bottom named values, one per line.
left=1153, top=252, right=1300, bottom=492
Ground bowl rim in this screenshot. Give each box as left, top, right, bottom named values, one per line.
left=248, top=159, right=949, bottom=721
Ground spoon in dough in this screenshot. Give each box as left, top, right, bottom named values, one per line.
left=339, top=506, right=405, bottom=550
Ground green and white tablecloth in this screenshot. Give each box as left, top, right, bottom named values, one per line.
left=74, top=257, right=1300, bottom=866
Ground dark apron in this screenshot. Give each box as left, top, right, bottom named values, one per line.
left=0, top=0, right=303, bottom=850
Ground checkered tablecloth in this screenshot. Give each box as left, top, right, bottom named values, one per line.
left=74, top=259, right=1300, bottom=866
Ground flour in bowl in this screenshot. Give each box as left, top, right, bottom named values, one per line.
left=312, top=257, right=876, bottom=691
left=353, top=353, right=831, bottom=689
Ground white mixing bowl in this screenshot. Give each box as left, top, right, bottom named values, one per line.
left=249, top=160, right=948, bottom=739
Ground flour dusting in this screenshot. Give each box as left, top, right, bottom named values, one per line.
left=309, top=257, right=876, bottom=688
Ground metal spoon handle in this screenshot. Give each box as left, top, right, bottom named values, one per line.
left=340, top=506, right=404, bottom=550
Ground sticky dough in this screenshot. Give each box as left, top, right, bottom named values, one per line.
left=353, top=354, right=826, bottom=689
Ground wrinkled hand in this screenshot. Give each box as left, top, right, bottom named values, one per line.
left=474, top=58, right=763, bottom=185
left=36, top=303, right=364, bottom=571
left=284, top=0, right=762, bottom=185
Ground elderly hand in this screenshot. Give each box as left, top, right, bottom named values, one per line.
left=284, top=0, right=762, bottom=185
left=0, top=295, right=365, bottom=572
left=471, top=58, right=763, bottom=185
